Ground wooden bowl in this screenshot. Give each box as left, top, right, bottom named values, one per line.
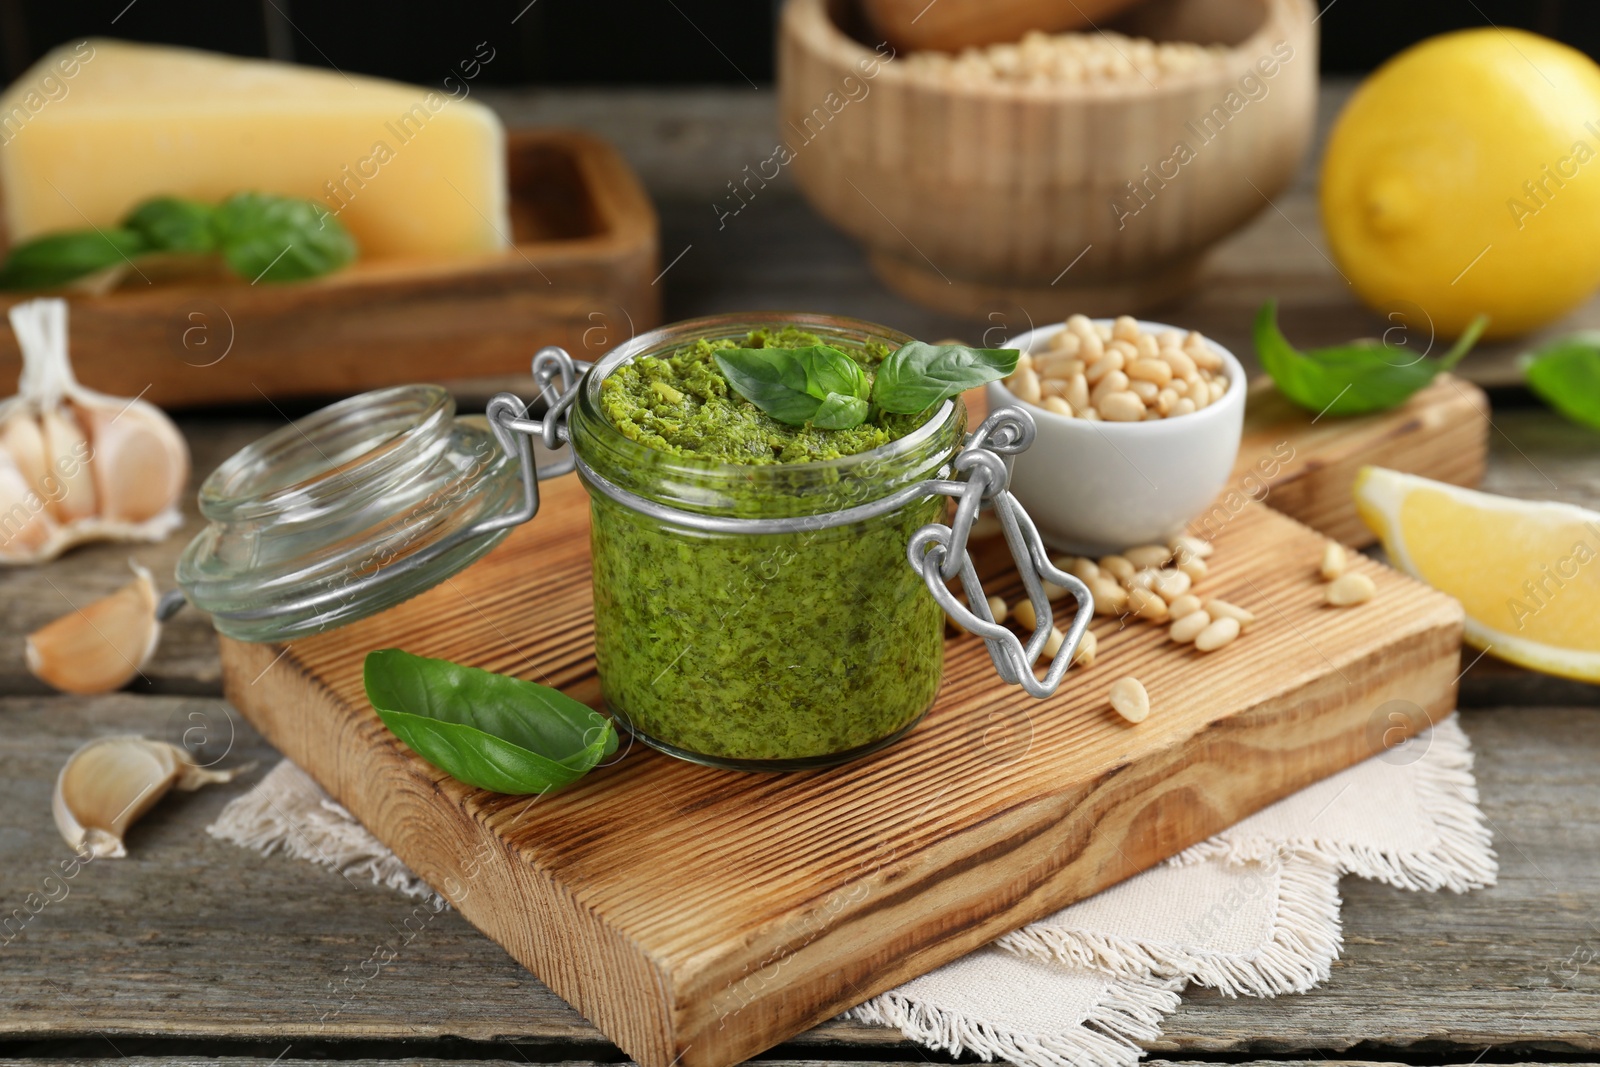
left=777, top=0, right=1318, bottom=319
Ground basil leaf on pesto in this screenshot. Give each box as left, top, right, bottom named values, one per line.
left=812, top=391, right=870, bottom=429
left=364, top=649, right=617, bottom=795
left=714, top=344, right=868, bottom=427
left=1521, top=333, right=1600, bottom=432
left=873, top=342, right=1019, bottom=414
left=1254, top=300, right=1487, bottom=416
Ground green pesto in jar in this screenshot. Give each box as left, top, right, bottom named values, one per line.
left=586, top=326, right=953, bottom=765
left=598, top=327, right=925, bottom=465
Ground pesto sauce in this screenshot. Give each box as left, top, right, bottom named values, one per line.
left=597, top=327, right=923, bottom=464
left=588, top=327, right=948, bottom=764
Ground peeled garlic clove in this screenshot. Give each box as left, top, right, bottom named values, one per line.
left=0, top=454, right=58, bottom=558
left=26, top=561, right=161, bottom=694
left=80, top=400, right=189, bottom=524
left=53, top=735, right=248, bottom=858
left=38, top=407, right=97, bottom=522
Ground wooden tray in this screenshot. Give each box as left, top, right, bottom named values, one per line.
left=0, top=129, right=659, bottom=408
left=219, top=397, right=1467, bottom=1067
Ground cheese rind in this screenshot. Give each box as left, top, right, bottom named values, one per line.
left=0, top=40, right=509, bottom=260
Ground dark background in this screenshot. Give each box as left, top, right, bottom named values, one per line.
left=0, top=0, right=1594, bottom=86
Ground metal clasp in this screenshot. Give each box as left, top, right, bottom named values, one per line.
left=907, top=407, right=1095, bottom=699
left=479, top=346, right=591, bottom=535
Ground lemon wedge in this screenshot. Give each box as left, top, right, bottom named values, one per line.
left=1355, top=466, right=1600, bottom=681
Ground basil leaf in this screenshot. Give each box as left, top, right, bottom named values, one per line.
left=1254, top=300, right=1487, bottom=416
left=811, top=391, right=870, bottom=429
left=123, top=196, right=217, bottom=253
left=0, top=229, right=149, bottom=290
left=364, top=649, right=617, bottom=794
left=1522, top=334, right=1600, bottom=432
left=872, top=342, right=1019, bottom=414
left=712, top=348, right=811, bottom=425
left=794, top=344, right=869, bottom=402
left=212, top=192, right=357, bottom=282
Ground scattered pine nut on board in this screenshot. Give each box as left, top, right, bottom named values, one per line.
left=219, top=473, right=1463, bottom=1067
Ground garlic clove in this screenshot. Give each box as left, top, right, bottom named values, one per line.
left=26, top=561, right=161, bottom=694
left=1, top=412, right=50, bottom=497
left=78, top=400, right=188, bottom=524
left=53, top=735, right=249, bottom=858
left=0, top=454, right=57, bottom=558
left=38, top=407, right=97, bottom=522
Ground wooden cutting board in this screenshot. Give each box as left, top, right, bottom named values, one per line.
left=0, top=129, right=659, bottom=408
left=219, top=381, right=1468, bottom=1067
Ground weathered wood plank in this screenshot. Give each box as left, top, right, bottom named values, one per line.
left=2, top=699, right=1595, bottom=1054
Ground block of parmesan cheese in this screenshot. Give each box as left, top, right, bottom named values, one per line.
left=0, top=39, right=509, bottom=260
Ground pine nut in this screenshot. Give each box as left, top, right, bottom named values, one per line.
left=1090, top=369, right=1129, bottom=405
left=1126, top=567, right=1159, bottom=590
left=1011, top=367, right=1042, bottom=403
left=1127, top=358, right=1173, bottom=385
left=1072, top=628, right=1098, bottom=667
left=1208, top=378, right=1228, bottom=404
left=1167, top=593, right=1202, bottom=620
left=1169, top=609, right=1211, bottom=643
left=1038, top=355, right=1084, bottom=380
left=1194, top=615, right=1241, bottom=651
left=1066, top=557, right=1101, bottom=583
left=1155, top=387, right=1177, bottom=415
left=1067, top=313, right=1094, bottom=337
left=1051, top=331, right=1082, bottom=356
left=1168, top=376, right=1189, bottom=396
left=1129, top=379, right=1159, bottom=403
left=1095, top=322, right=1113, bottom=342
left=1012, top=598, right=1036, bottom=629
left=1320, top=542, right=1347, bottom=581
left=1109, top=676, right=1150, bottom=723
left=1159, top=329, right=1185, bottom=347
left=1135, top=333, right=1160, bottom=359
left=1172, top=397, right=1196, bottom=416
left=1098, top=391, right=1145, bottom=422
left=1162, top=348, right=1198, bottom=377
left=1040, top=377, right=1068, bottom=398
left=1126, top=585, right=1169, bottom=621
left=1079, top=331, right=1104, bottom=360
left=1043, top=396, right=1073, bottom=416
left=1085, top=353, right=1124, bottom=384
left=1044, top=625, right=1066, bottom=657
left=1089, top=577, right=1128, bottom=615
left=1066, top=373, right=1090, bottom=413
left=1178, top=555, right=1207, bottom=582
left=1015, top=351, right=1034, bottom=374
left=1124, top=544, right=1171, bottom=569
left=1170, top=534, right=1214, bottom=560
left=1325, top=572, right=1376, bottom=606
left=1110, top=339, right=1139, bottom=361
left=1204, top=598, right=1256, bottom=629
left=1152, top=568, right=1191, bottom=601
left=988, top=595, right=1009, bottom=624
left=1083, top=407, right=1102, bottom=421
left=1112, top=315, right=1140, bottom=342
left=1098, top=555, right=1135, bottom=582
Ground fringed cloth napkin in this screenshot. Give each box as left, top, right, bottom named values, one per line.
left=211, top=715, right=1495, bottom=1067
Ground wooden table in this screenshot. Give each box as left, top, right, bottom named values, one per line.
left=3, top=81, right=1598, bottom=1067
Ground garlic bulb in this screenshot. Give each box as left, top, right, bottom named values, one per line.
left=53, top=735, right=250, bottom=858
left=27, top=561, right=162, bottom=694
left=0, top=299, right=189, bottom=563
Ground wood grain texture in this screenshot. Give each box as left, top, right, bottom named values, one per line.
left=1236, top=374, right=1490, bottom=547
left=4, top=700, right=1597, bottom=1056
left=217, top=465, right=1461, bottom=1067
left=778, top=0, right=1318, bottom=317
left=858, top=0, right=1144, bottom=52
left=0, top=131, right=660, bottom=409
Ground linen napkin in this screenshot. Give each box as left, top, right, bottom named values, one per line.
left=211, top=715, right=1494, bottom=1067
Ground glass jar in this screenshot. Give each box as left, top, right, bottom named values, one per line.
left=568, top=314, right=964, bottom=770
left=178, top=314, right=1095, bottom=772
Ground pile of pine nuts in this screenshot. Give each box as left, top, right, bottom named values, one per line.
left=1004, top=316, right=1229, bottom=422
left=899, top=30, right=1229, bottom=88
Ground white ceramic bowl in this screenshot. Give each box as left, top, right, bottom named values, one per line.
left=987, top=319, right=1246, bottom=555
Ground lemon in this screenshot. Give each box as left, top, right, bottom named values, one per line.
left=1355, top=466, right=1600, bottom=682
left=1321, top=29, right=1600, bottom=339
